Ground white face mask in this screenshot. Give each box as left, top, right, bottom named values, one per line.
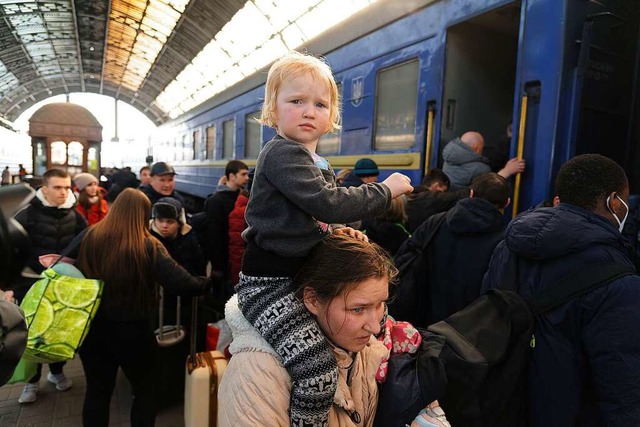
left=606, top=194, right=629, bottom=233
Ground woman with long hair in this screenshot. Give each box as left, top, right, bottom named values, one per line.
left=76, top=188, right=209, bottom=427
left=73, top=173, right=108, bottom=225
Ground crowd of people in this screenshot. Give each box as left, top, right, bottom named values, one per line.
left=5, top=50, right=640, bottom=427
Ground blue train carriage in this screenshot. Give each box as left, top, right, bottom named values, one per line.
left=150, top=0, right=640, bottom=215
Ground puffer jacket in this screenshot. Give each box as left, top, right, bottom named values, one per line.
left=228, top=193, right=248, bottom=286
left=442, top=138, right=491, bottom=191
left=14, top=188, right=87, bottom=273
left=218, top=295, right=389, bottom=427
left=482, top=204, right=640, bottom=427
left=76, top=198, right=108, bottom=225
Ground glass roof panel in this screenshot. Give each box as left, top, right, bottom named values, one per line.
left=154, top=0, right=378, bottom=117
left=105, top=0, right=192, bottom=93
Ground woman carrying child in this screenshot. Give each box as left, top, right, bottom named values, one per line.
left=237, top=51, right=413, bottom=426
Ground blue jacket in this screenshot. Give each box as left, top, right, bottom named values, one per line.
left=482, top=204, right=640, bottom=426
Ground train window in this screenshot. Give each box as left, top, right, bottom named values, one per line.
left=193, top=129, right=201, bottom=160
left=245, top=110, right=262, bottom=158
left=206, top=126, right=216, bottom=159
left=182, top=134, right=192, bottom=161
left=374, top=59, right=419, bottom=151
left=222, top=120, right=235, bottom=159
left=317, top=83, right=342, bottom=155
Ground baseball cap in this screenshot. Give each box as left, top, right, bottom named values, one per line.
left=150, top=162, right=177, bottom=176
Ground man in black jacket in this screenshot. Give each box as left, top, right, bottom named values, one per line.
left=13, top=168, right=87, bottom=404
left=140, top=162, right=185, bottom=206
left=203, top=160, right=248, bottom=282
left=391, top=172, right=509, bottom=327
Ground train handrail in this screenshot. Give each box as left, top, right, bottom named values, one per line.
left=512, top=94, right=528, bottom=217
left=424, top=104, right=435, bottom=174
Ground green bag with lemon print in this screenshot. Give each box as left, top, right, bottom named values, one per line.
left=20, top=264, right=103, bottom=363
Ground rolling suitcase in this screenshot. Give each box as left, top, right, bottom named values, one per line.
left=184, top=298, right=228, bottom=427
left=155, top=288, right=188, bottom=406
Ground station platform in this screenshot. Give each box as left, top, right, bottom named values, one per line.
left=0, top=357, right=184, bottom=426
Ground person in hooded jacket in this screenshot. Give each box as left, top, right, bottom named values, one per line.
left=391, top=173, right=510, bottom=327
left=442, top=131, right=524, bottom=191
left=13, top=168, right=87, bottom=404
left=227, top=189, right=249, bottom=287
left=482, top=154, right=640, bottom=427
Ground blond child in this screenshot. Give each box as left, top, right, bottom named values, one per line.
left=237, top=51, right=413, bottom=426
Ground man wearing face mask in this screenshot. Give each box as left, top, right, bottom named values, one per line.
left=481, top=153, right=640, bottom=427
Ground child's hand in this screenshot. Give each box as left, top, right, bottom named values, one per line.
left=382, top=173, right=413, bottom=198
left=332, top=227, right=368, bottom=242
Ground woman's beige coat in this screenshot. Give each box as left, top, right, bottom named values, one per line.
left=218, top=295, right=389, bottom=427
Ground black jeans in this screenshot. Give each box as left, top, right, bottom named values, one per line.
left=79, top=317, right=159, bottom=427
left=29, top=362, right=65, bottom=383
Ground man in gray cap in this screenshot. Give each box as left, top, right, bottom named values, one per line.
left=140, top=162, right=185, bottom=205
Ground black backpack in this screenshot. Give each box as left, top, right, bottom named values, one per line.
left=388, top=212, right=447, bottom=326
left=422, top=262, right=636, bottom=427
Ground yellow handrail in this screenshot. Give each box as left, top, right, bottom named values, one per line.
left=424, top=106, right=435, bottom=174
left=512, top=94, right=528, bottom=216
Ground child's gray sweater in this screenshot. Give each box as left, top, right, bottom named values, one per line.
left=243, top=135, right=391, bottom=259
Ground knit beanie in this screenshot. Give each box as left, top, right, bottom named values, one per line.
left=354, top=158, right=379, bottom=177
left=74, top=173, right=98, bottom=192
left=152, top=197, right=186, bottom=225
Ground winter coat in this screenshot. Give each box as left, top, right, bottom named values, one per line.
left=405, top=197, right=505, bottom=326
left=150, top=221, right=206, bottom=278
left=442, top=138, right=491, bottom=191
left=228, top=193, right=248, bottom=286
left=219, top=295, right=388, bottom=427
left=14, top=188, right=87, bottom=273
left=361, top=219, right=410, bottom=256
left=140, top=184, right=185, bottom=206
left=340, top=171, right=365, bottom=188
left=482, top=204, right=640, bottom=427
left=204, top=186, right=240, bottom=276
left=76, top=199, right=108, bottom=225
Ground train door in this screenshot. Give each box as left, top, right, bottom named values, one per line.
left=571, top=0, right=640, bottom=194
left=439, top=2, right=521, bottom=176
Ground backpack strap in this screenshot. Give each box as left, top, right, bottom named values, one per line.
left=528, top=262, right=636, bottom=315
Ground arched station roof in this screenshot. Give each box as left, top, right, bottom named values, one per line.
left=0, top=0, right=379, bottom=127
left=0, top=0, right=245, bottom=125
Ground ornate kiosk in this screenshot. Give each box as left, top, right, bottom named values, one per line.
left=29, top=103, right=102, bottom=177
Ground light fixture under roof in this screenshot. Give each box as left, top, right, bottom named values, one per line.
left=155, top=0, right=378, bottom=119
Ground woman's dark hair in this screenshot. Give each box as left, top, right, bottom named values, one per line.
left=78, top=185, right=103, bottom=211
left=555, top=154, right=627, bottom=210
left=77, top=188, right=157, bottom=311
left=293, top=234, right=397, bottom=303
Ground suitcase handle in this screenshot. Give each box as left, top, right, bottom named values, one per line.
left=155, top=288, right=185, bottom=346
left=189, top=297, right=198, bottom=364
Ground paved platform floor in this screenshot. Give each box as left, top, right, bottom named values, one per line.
left=0, top=357, right=184, bottom=427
